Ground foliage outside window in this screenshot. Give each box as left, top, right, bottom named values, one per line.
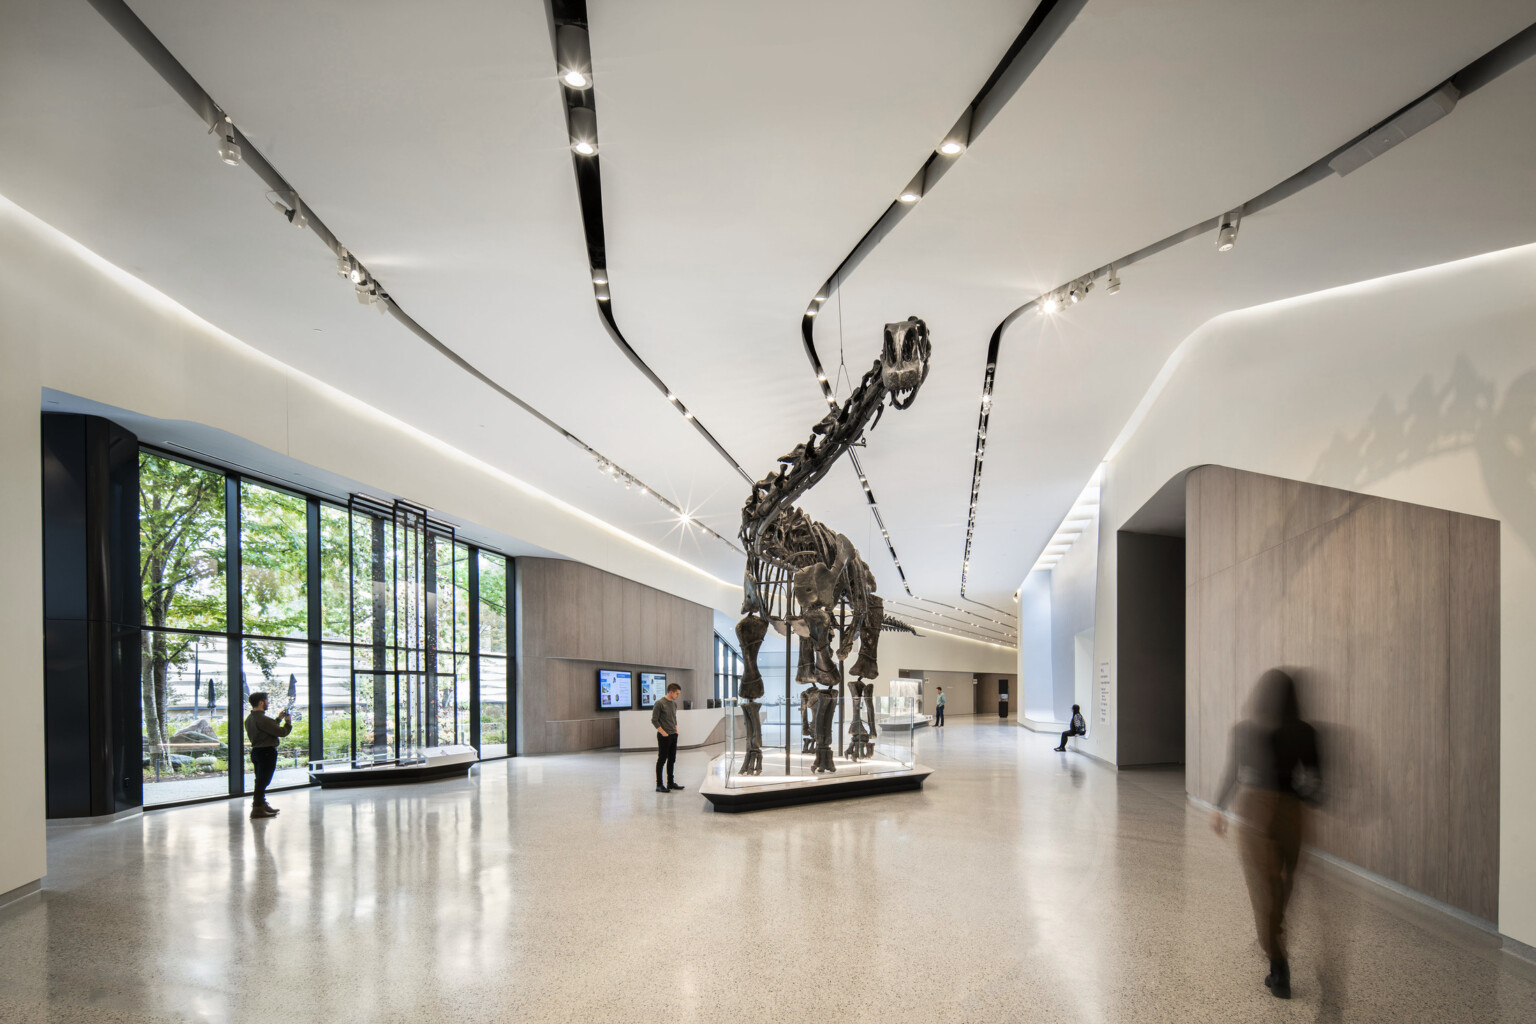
left=137, top=450, right=515, bottom=806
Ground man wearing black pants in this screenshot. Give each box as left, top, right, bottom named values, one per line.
left=651, top=682, right=684, bottom=793
left=1056, top=704, right=1087, bottom=752
left=244, top=692, right=292, bottom=819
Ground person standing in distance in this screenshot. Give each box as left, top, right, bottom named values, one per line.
left=651, top=681, right=684, bottom=793
left=244, top=692, right=292, bottom=819
left=933, top=687, right=945, bottom=728
left=1055, top=704, right=1087, bottom=751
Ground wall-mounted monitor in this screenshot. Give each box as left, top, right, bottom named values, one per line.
left=639, top=672, right=667, bottom=709
left=598, top=669, right=633, bottom=710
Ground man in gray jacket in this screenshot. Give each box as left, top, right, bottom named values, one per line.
left=650, top=682, right=683, bottom=793
left=244, top=692, right=292, bottom=818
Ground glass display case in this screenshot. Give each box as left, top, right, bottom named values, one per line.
left=715, top=693, right=917, bottom=790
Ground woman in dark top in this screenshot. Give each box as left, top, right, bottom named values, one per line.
left=1212, top=669, right=1322, bottom=1001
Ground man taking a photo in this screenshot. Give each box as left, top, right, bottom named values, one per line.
left=245, top=692, right=292, bottom=819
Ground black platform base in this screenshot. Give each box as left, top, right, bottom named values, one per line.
left=702, top=764, right=932, bottom=812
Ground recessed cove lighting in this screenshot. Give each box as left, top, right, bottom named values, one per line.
left=897, top=189, right=921, bottom=204
left=574, top=139, right=596, bottom=156
left=939, top=140, right=965, bottom=156
left=591, top=270, right=607, bottom=285
left=563, top=70, right=589, bottom=89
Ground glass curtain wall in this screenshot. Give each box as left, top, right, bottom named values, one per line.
left=714, top=633, right=742, bottom=701
left=138, top=449, right=514, bottom=807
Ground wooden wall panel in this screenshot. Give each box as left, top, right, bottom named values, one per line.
left=517, top=557, right=715, bottom=756
left=1186, top=466, right=1499, bottom=922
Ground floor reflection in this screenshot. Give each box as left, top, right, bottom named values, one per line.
left=2, top=718, right=1532, bottom=1023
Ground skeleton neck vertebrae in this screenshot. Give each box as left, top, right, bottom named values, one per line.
left=733, top=317, right=931, bottom=775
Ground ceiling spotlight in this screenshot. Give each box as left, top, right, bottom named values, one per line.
left=666, top=392, right=677, bottom=402
left=569, top=107, right=598, bottom=156
left=335, top=246, right=350, bottom=277
left=938, top=108, right=972, bottom=158
left=639, top=485, right=648, bottom=495
left=556, top=25, right=593, bottom=90
left=1067, top=284, right=1081, bottom=305
left=1107, top=266, right=1121, bottom=294
left=896, top=168, right=926, bottom=204
left=591, top=269, right=607, bottom=285
left=683, top=410, right=695, bottom=420
left=1217, top=212, right=1241, bottom=252
left=806, top=307, right=818, bottom=317
left=594, top=282, right=611, bottom=302
left=349, top=260, right=367, bottom=286
left=215, top=116, right=241, bottom=166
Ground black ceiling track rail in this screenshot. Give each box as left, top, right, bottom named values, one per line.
left=546, top=0, right=754, bottom=489
left=792, top=1, right=1090, bottom=625
left=83, top=0, right=743, bottom=556
left=957, top=18, right=1536, bottom=597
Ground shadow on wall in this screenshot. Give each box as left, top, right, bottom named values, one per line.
left=1310, top=356, right=1536, bottom=556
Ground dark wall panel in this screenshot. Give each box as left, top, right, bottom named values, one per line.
left=516, top=558, right=713, bottom=755
left=1117, top=532, right=1186, bottom=767
left=1186, top=466, right=1499, bottom=922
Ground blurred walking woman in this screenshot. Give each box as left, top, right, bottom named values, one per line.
left=1212, top=669, right=1322, bottom=1000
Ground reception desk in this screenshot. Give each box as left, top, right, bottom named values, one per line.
left=619, top=706, right=734, bottom=751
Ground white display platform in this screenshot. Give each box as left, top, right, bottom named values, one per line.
left=618, top=706, right=732, bottom=751
left=309, top=744, right=478, bottom=788
left=700, top=752, right=932, bottom=811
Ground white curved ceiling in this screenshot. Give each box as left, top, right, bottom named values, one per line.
left=1, top=0, right=1533, bottom=638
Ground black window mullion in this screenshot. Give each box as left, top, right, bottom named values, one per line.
left=507, top=557, right=518, bottom=757
left=224, top=474, right=243, bottom=798
left=306, top=498, right=322, bottom=768
left=468, top=547, right=481, bottom=755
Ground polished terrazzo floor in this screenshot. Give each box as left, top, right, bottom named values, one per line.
left=3, top=718, right=1533, bottom=1023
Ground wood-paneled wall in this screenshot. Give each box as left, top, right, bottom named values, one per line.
left=516, top=558, right=714, bottom=755
left=1186, top=466, right=1499, bottom=921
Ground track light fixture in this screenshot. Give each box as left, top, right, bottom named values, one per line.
left=335, top=246, right=350, bottom=278
left=214, top=115, right=241, bottom=166
left=269, top=191, right=307, bottom=230
left=1039, top=294, right=1059, bottom=315
left=938, top=108, right=973, bottom=157
left=1217, top=211, right=1241, bottom=252
left=1107, top=265, right=1121, bottom=294
left=594, top=281, right=611, bottom=302
left=569, top=107, right=598, bottom=156
left=556, top=25, right=593, bottom=91
left=896, top=168, right=926, bottom=204
left=591, top=269, right=607, bottom=285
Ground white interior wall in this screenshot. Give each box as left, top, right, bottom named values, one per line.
left=1050, top=512, right=1099, bottom=722
left=1017, top=571, right=1054, bottom=720
left=1088, top=241, right=1536, bottom=945
left=0, top=197, right=742, bottom=897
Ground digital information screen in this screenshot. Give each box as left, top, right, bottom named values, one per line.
left=639, top=672, right=667, bottom=709
left=598, top=669, right=633, bottom=710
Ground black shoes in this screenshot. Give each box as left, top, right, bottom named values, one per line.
left=1265, top=959, right=1291, bottom=999
left=668, top=782, right=685, bottom=790
left=1053, top=746, right=1066, bottom=752
left=655, top=785, right=669, bottom=793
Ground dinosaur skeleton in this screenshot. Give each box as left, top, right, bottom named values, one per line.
left=734, top=317, right=931, bottom=775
